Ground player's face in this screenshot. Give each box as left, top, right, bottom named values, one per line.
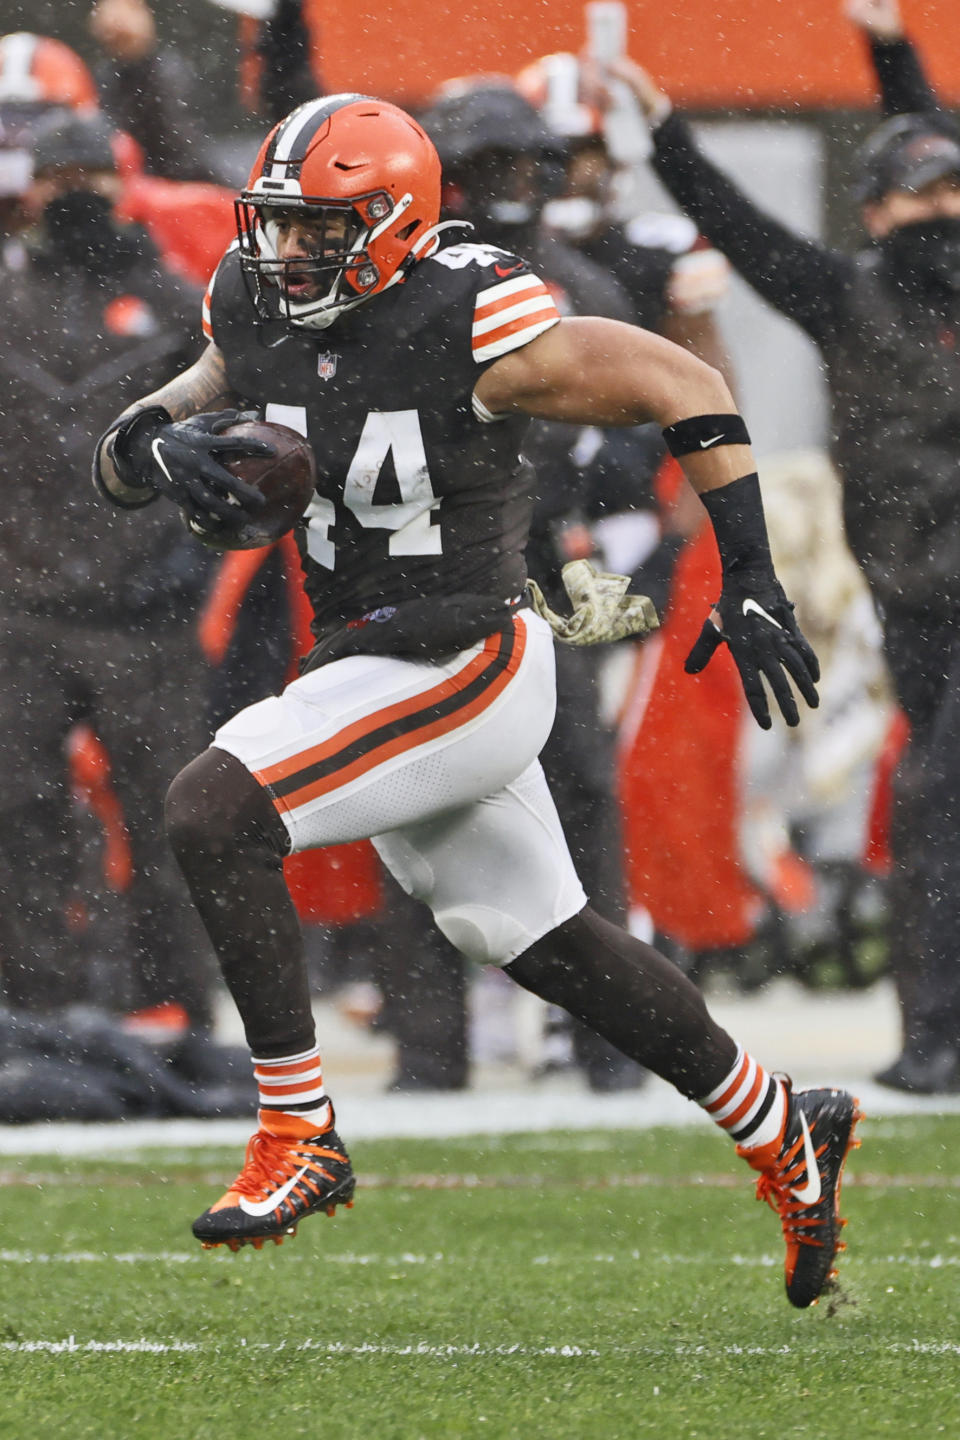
left=26, top=163, right=121, bottom=223
left=265, top=206, right=356, bottom=300
left=564, top=138, right=611, bottom=203
left=864, top=174, right=960, bottom=236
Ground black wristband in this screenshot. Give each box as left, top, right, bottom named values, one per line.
left=662, top=412, right=751, bottom=458
left=92, top=410, right=167, bottom=510
left=111, top=405, right=173, bottom=484
left=700, top=472, right=773, bottom=575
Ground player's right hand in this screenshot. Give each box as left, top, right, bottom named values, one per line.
left=110, top=406, right=271, bottom=527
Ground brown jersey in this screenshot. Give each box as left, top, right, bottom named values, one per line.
left=204, top=240, right=561, bottom=635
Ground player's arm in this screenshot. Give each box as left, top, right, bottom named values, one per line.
left=93, top=341, right=271, bottom=527
left=475, top=316, right=748, bottom=491
left=474, top=315, right=819, bottom=730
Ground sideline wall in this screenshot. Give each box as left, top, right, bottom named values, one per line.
left=306, top=0, right=960, bottom=109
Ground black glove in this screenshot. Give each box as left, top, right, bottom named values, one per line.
left=111, top=406, right=271, bottom=531
left=685, top=568, right=820, bottom=729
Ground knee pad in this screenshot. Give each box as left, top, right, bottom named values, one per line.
left=434, top=903, right=549, bottom=968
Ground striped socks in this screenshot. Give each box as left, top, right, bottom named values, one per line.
left=252, top=1046, right=332, bottom=1134
left=698, top=1046, right=787, bottom=1151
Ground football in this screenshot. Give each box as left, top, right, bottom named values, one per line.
left=185, top=418, right=317, bottom=551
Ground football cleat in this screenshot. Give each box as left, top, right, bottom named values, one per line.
left=192, top=1109, right=355, bottom=1251
left=738, top=1084, right=862, bottom=1309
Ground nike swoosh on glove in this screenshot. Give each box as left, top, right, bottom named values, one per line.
left=684, top=569, right=820, bottom=729
left=111, top=407, right=271, bottom=531
left=527, top=559, right=659, bottom=646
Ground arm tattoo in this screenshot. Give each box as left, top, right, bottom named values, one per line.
left=121, top=344, right=240, bottom=424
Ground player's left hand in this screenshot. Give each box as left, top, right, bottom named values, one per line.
left=684, top=569, right=820, bottom=729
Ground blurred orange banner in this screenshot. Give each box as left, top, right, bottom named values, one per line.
left=306, top=0, right=960, bottom=111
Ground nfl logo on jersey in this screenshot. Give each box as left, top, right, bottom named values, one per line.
left=317, top=352, right=339, bottom=380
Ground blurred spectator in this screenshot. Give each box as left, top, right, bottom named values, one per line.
left=740, top=450, right=896, bottom=984
left=515, top=49, right=732, bottom=376
left=624, top=11, right=960, bottom=1092
left=0, top=31, right=99, bottom=263
left=0, top=110, right=215, bottom=1031
left=88, top=0, right=232, bottom=183
left=226, top=0, right=321, bottom=123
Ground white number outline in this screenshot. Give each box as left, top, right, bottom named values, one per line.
left=265, top=403, right=441, bottom=571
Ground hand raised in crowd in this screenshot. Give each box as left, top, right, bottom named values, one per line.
left=843, top=0, right=905, bottom=41
left=89, top=0, right=157, bottom=64
left=602, top=55, right=672, bottom=125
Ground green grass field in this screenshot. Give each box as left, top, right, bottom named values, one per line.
left=1, top=1115, right=959, bottom=1439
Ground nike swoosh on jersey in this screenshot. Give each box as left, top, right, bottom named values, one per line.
left=494, top=262, right=524, bottom=277
left=237, top=1163, right=311, bottom=1217
left=741, top=598, right=784, bottom=630
left=789, top=1112, right=823, bottom=1205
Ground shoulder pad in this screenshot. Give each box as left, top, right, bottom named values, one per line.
left=470, top=260, right=560, bottom=364
left=427, top=240, right=524, bottom=274
left=201, top=240, right=240, bottom=343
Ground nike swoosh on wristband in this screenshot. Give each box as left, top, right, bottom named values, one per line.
left=237, top=1163, right=311, bottom=1217
left=789, top=1112, right=823, bottom=1205
left=742, top=598, right=784, bottom=629
left=699, top=434, right=726, bottom=448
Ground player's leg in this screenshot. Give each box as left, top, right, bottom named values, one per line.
left=377, top=766, right=860, bottom=1309
left=164, top=614, right=556, bottom=1248
left=165, top=743, right=353, bottom=1250
left=506, top=912, right=861, bottom=1309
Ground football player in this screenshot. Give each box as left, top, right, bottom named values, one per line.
left=95, top=95, right=858, bottom=1309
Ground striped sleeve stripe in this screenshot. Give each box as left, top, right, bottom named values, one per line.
left=702, top=1050, right=757, bottom=1120
left=699, top=1046, right=745, bottom=1107
left=473, top=291, right=558, bottom=338
left=473, top=272, right=550, bottom=319
left=201, top=243, right=237, bottom=343
left=257, top=1082, right=327, bottom=1104
left=254, top=1062, right=324, bottom=1085
left=720, top=1073, right=771, bottom=1135
left=471, top=276, right=560, bottom=363
left=252, top=1047, right=322, bottom=1067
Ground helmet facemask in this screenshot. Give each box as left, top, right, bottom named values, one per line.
left=236, top=188, right=417, bottom=331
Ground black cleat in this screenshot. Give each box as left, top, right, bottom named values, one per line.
left=738, top=1085, right=862, bottom=1308
left=192, top=1110, right=354, bottom=1252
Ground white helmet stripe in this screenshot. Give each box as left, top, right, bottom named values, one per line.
left=0, top=33, right=41, bottom=102
left=265, top=93, right=369, bottom=181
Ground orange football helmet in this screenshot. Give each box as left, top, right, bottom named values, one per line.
left=236, top=94, right=444, bottom=331
left=0, top=32, right=99, bottom=113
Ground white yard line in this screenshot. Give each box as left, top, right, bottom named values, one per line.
left=0, top=1248, right=956, bottom=1268
left=4, top=1336, right=960, bottom=1358
left=1, top=1077, right=959, bottom=1156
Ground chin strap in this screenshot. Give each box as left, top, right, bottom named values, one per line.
left=526, top=559, right=659, bottom=646
left=408, top=218, right=472, bottom=260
